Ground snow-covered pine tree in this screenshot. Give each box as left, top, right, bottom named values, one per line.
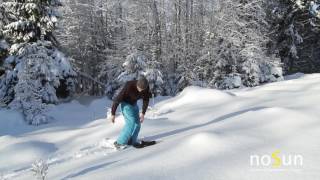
left=207, top=0, right=283, bottom=89
left=10, top=54, right=51, bottom=125
left=238, top=0, right=283, bottom=86
left=194, top=32, right=215, bottom=88
left=117, top=49, right=147, bottom=84
left=212, top=40, right=238, bottom=89
left=212, top=56, right=229, bottom=88
left=103, top=63, right=122, bottom=98
left=0, top=38, right=8, bottom=106
left=0, top=0, right=76, bottom=124
left=269, top=0, right=320, bottom=73
left=193, top=55, right=213, bottom=88
left=173, top=62, right=197, bottom=95
left=0, top=38, right=8, bottom=76
left=58, top=0, right=116, bottom=96
left=115, top=47, right=165, bottom=96
left=144, top=61, right=164, bottom=96
left=0, top=5, right=8, bottom=77
left=310, top=1, right=320, bottom=18
left=112, top=48, right=147, bottom=98
left=241, top=59, right=261, bottom=87
left=259, top=56, right=283, bottom=83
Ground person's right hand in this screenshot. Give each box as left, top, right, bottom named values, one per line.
left=110, top=115, right=115, bottom=124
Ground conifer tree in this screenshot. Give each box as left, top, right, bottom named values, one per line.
left=0, top=0, right=76, bottom=124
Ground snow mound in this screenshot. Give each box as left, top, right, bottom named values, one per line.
left=284, top=72, right=305, bottom=80
left=0, top=141, right=57, bottom=171
left=178, top=86, right=233, bottom=101
left=182, top=132, right=227, bottom=154
left=155, top=86, right=233, bottom=114
left=219, top=107, right=317, bottom=135
left=0, top=109, right=30, bottom=136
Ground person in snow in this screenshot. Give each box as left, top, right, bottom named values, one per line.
left=110, top=76, right=155, bottom=149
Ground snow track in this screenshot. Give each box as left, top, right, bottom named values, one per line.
left=2, top=138, right=121, bottom=179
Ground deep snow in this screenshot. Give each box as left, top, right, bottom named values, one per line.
left=1, top=73, right=320, bottom=180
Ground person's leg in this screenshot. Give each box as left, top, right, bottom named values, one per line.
left=116, top=102, right=138, bottom=145
left=130, top=124, right=141, bottom=144
left=130, top=104, right=141, bottom=144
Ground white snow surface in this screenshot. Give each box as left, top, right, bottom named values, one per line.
left=1, top=73, right=320, bottom=180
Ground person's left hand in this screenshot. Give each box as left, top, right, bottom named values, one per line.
left=140, top=113, right=145, bottom=123
left=110, top=115, right=115, bottom=124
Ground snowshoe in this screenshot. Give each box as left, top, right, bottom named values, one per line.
left=133, top=140, right=156, bottom=149
left=141, top=140, right=156, bottom=146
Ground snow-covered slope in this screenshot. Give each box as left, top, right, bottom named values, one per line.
left=1, top=73, right=320, bottom=180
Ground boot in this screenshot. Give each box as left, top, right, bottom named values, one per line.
left=127, top=138, right=133, bottom=145
left=114, top=141, right=127, bottom=150
left=132, top=140, right=156, bottom=148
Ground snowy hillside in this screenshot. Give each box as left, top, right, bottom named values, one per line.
left=1, top=73, right=320, bottom=180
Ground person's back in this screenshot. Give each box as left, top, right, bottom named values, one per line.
left=111, top=80, right=151, bottom=116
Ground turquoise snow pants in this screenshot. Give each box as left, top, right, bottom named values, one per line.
left=116, top=102, right=141, bottom=145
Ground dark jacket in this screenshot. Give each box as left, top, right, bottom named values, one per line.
left=111, top=80, right=152, bottom=116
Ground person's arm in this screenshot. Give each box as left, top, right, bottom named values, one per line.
left=111, top=83, right=128, bottom=116
left=141, top=87, right=152, bottom=115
